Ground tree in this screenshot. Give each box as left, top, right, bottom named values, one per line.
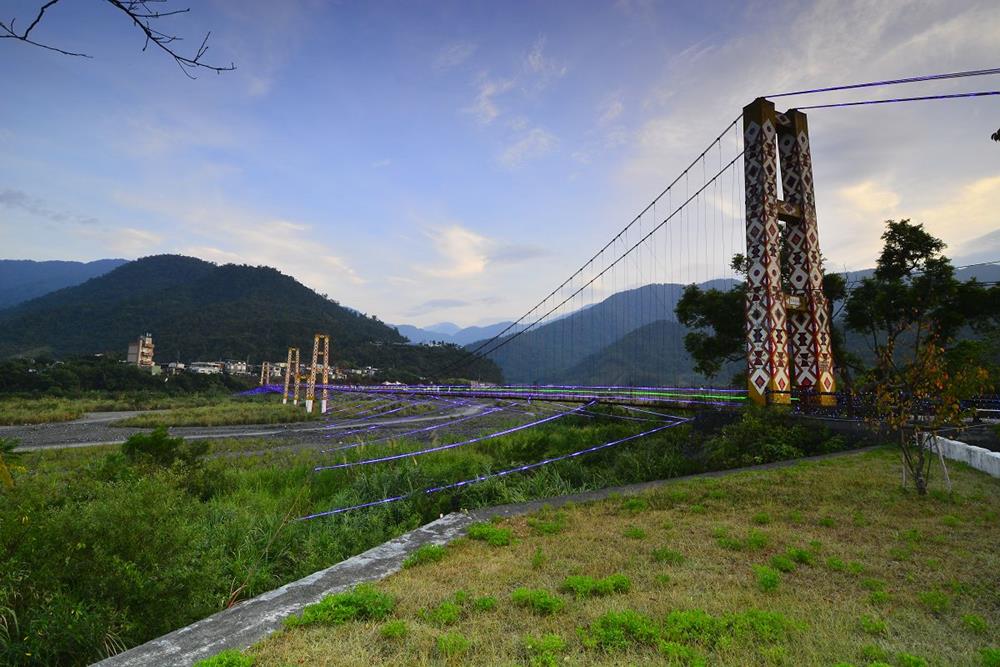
left=675, top=253, right=849, bottom=385
left=844, top=220, right=996, bottom=495
left=1, top=1, right=235, bottom=77
left=993, top=128, right=1000, bottom=142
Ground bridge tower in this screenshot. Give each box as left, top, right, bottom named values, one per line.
left=283, top=347, right=301, bottom=405
left=259, top=361, right=270, bottom=387
left=743, top=97, right=836, bottom=407
left=305, top=333, right=331, bottom=414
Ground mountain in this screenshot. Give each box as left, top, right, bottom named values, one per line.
left=470, top=281, right=736, bottom=384
left=0, top=254, right=501, bottom=381
left=394, top=321, right=519, bottom=346
left=0, top=258, right=127, bottom=310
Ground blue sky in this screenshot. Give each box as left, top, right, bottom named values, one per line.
left=1, top=0, right=998, bottom=327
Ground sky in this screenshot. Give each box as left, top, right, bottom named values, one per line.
left=1, top=0, right=998, bottom=328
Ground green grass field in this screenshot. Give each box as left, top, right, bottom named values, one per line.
left=0, top=394, right=232, bottom=425
left=247, top=448, right=1000, bottom=666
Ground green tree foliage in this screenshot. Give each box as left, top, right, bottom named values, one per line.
left=844, top=220, right=997, bottom=494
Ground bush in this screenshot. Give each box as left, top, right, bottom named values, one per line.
left=704, top=409, right=841, bottom=468
left=379, top=619, right=408, bottom=639
left=578, top=610, right=660, bottom=650
left=121, top=427, right=207, bottom=469
left=472, top=596, right=497, bottom=612
left=858, top=615, right=887, bottom=636
left=423, top=600, right=462, bottom=626
left=467, top=522, right=512, bottom=546
left=525, top=633, right=567, bottom=667
left=769, top=555, right=796, bottom=573
left=512, top=588, right=565, bottom=615
left=193, top=649, right=254, bottom=667
left=982, top=648, right=1000, bottom=667
left=284, top=584, right=394, bottom=628
left=961, top=613, right=987, bottom=634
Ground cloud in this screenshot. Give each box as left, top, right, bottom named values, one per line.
left=405, top=298, right=470, bottom=316
left=0, top=187, right=99, bottom=225
left=434, top=41, right=477, bottom=70
left=419, top=225, right=491, bottom=278
left=523, top=36, right=567, bottom=83
left=838, top=181, right=901, bottom=216
left=599, top=96, right=625, bottom=125
left=499, top=128, right=557, bottom=167
left=917, top=175, right=1000, bottom=250
left=77, top=226, right=163, bottom=256
left=489, top=243, right=550, bottom=264
left=464, top=77, right=515, bottom=124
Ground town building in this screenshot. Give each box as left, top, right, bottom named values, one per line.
left=126, top=333, right=155, bottom=370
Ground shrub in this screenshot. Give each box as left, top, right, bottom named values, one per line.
left=512, top=588, right=564, bottom=615
left=624, top=526, right=647, bottom=540
left=193, top=650, right=254, bottom=667
left=467, top=522, right=512, bottom=546
left=702, top=409, right=842, bottom=468
left=578, top=610, right=659, bottom=650
left=896, top=653, right=928, bottom=667
left=403, top=544, right=447, bottom=568
left=786, top=547, right=814, bottom=566
left=560, top=574, right=631, bottom=598
left=652, top=547, right=686, bottom=565
left=961, top=613, right=987, bottom=634
left=663, top=609, right=724, bottom=646
left=982, top=648, right=1000, bottom=667
left=437, top=632, right=470, bottom=658
left=424, top=600, right=462, bottom=626
left=858, top=615, right=887, bottom=636
left=769, top=555, right=796, bottom=573
left=284, top=584, right=394, bottom=628
left=917, top=590, right=949, bottom=614
left=379, top=619, right=408, bottom=639
left=122, top=426, right=207, bottom=469
left=753, top=565, right=781, bottom=592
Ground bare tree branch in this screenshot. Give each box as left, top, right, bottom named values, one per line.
left=0, top=0, right=236, bottom=77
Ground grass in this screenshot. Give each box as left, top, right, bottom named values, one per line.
left=114, top=399, right=324, bottom=427
left=250, top=448, right=1000, bottom=665
left=0, top=393, right=229, bottom=425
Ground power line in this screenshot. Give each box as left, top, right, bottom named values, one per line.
left=796, top=90, right=1000, bottom=110
left=768, top=66, right=1000, bottom=98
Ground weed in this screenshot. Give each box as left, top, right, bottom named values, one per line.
left=467, top=522, right=512, bottom=546
left=852, top=512, right=868, bottom=526
left=284, top=584, right=394, bottom=628
left=403, top=544, right=447, bottom=568
left=752, top=511, right=771, bottom=525
left=961, top=613, right=987, bottom=634
left=624, top=526, right=647, bottom=540
left=769, top=555, right=796, bottom=573
left=524, top=633, right=566, bottom=667
left=861, top=644, right=889, bottom=662
left=941, top=514, right=961, bottom=527
left=531, top=547, right=545, bottom=570
left=655, top=573, right=671, bottom=586
left=753, top=565, right=781, bottom=592
left=896, top=653, right=928, bottom=667
left=527, top=508, right=568, bottom=535
left=689, top=503, right=707, bottom=514
left=621, top=497, right=648, bottom=513
left=512, top=588, right=565, bottom=615
left=379, top=619, right=408, bottom=639
left=818, top=515, right=837, bottom=527
left=858, top=615, right=887, bottom=636
left=472, top=596, right=497, bottom=612
left=658, top=640, right=704, bottom=665
left=422, top=600, right=461, bottom=626
left=917, top=590, right=949, bottom=614
left=900, top=528, right=922, bottom=543
left=982, top=648, right=1000, bottom=667
left=746, top=529, right=769, bottom=549
left=787, top=510, right=804, bottom=523
left=578, top=610, right=659, bottom=650
left=826, top=557, right=846, bottom=571
left=193, top=650, right=253, bottom=667
left=808, top=540, right=823, bottom=552
left=846, top=561, right=866, bottom=575
left=436, top=632, right=470, bottom=658
left=861, top=578, right=886, bottom=592
left=663, top=609, right=724, bottom=646
left=786, top=547, right=814, bottom=566
left=652, top=547, right=686, bottom=565
left=560, top=574, right=631, bottom=598
left=888, top=545, right=913, bottom=561
left=868, top=591, right=891, bottom=606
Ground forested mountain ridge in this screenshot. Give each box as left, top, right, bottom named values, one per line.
left=0, top=258, right=127, bottom=310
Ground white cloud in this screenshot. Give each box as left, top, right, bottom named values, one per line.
left=419, top=225, right=491, bottom=278
left=434, top=41, right=477, bottom=70
left=599, top=96, right=625, bottom=125
left=838, top=181, right=901, bottom=215
left=499, top=128, right=557, bottom=167
left=524, top=36, right=567, bottom=81
left=464, top=77, right=515, bottom=124
left=917, top=175, right=1000, bottom=249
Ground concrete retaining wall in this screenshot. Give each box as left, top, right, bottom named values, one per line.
left=924, top=434, right=1000, bottom=478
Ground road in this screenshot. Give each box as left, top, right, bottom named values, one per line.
left=3, top=403, right=490, bottom=452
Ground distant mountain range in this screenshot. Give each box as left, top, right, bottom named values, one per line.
left=0, top=258, right=127, bottom=310
left=0, top=255, right=500, bottom=382
left=394, top=321, right=519, bottom=346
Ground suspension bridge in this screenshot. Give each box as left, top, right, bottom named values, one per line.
left=245, top=67, right=1000, bottom=518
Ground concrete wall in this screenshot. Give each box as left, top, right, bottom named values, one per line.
left=923, top=434, right=1000, bottom=478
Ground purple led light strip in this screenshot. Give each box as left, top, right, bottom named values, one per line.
left=314, top=401, right=597, bottom=471
left=299, top=417, right=691, bottom=519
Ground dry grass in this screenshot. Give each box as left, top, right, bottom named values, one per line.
left=249, top=448, right=1000, bottom=666
left=0, top=394, right=230, bottom=425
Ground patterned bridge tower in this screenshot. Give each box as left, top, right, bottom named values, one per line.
left=305, top=333, right=331, bottom=414
left=743, top=98, right=836, bottom=407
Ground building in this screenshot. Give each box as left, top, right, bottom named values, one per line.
left=224, top=360, right=250, bottom=375
left=127, top=333, right=155, bottom=370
